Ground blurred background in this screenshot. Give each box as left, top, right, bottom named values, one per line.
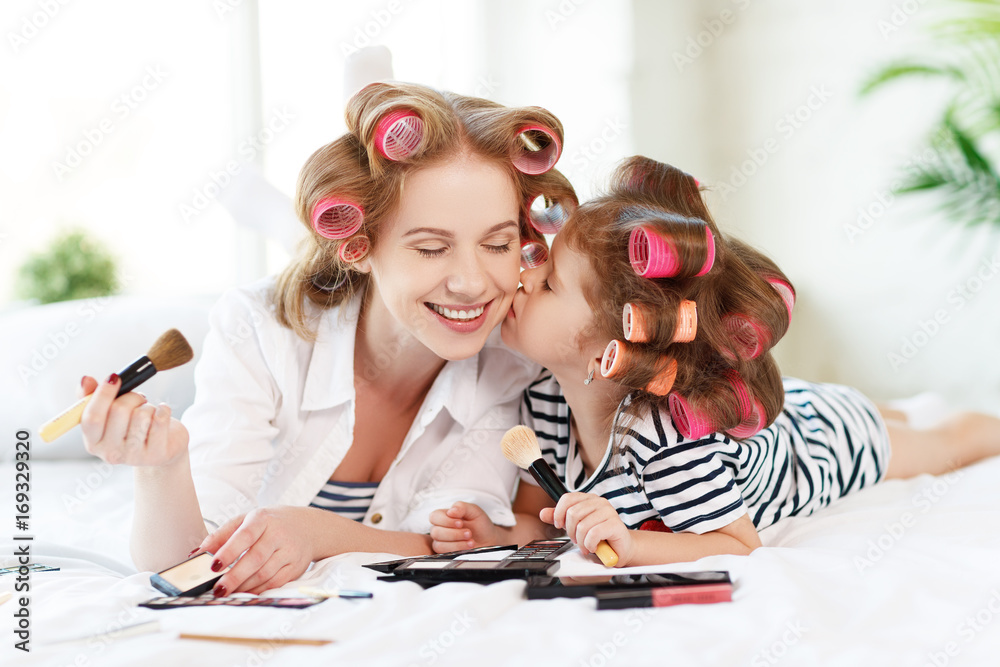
left=3, top=0, right=999, bottom=411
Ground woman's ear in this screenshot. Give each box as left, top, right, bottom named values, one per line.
left=353, top=256, right=373, bottom=274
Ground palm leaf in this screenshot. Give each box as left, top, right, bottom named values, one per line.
left=859, top=64, right=965, bottom=96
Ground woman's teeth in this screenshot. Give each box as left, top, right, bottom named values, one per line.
left=429, top=303, right=485, bottom=321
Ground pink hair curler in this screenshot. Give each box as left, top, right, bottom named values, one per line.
left=629, top=226, right=680, bottom=278
left=696, top=228, right=715, bottom=276
left=722, top=314, right=767, bottom=360
left=724, top=370, right=754, bottom=423
left=338, top=235, right=370, bottom=263
left=511, top=125, right=562, bottom=175
left=728, top=399, right=765, bottom=439
left=628, top=226, right=715, bottom=278
left=520, top=241, right=548, bottom=269
left=645, top=358, right=678, bottom=396
left=311, top=198, right=364, bottom=240
left=669, top=393, right=715, bottom=440
left=674, top=300, right=698, bottom=343
left=622, top=303, right=650, bottom=343
left=527, top=195, right=569, bottom=235
left=374, top=109, right=424, bottom=161
left=767, top=277, right=795, bottom=323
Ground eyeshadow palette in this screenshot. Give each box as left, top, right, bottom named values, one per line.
left=375, top=539, right=573, bottom=586
left=139, top=595, right=324, bottom=610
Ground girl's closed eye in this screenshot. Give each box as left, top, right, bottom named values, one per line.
left=542, top=279, right=552, bottom=291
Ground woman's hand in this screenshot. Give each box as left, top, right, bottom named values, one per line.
left=540, top=492, right=635, bottom=567
left=428, top=501, right=502, bottom=552
left=79, top=375, right=189, bottom=467
left=195, top=507, right=321, bottom=596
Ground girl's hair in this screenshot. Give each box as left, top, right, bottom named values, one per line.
left=273, top=81, right=578, bottom=340
left=562, top=156, right=794, bottom=440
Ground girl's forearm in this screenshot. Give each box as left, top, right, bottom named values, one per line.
left=131, top=452, right=208, bottom=571
left=624, top=528, right=758, bottom=567
left=493, top=513, right=561, bottom=547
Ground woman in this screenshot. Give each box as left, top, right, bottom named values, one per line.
left=78, top=81, right=577, bottom=595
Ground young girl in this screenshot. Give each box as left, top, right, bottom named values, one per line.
left=78, top=81, right=577, bottom=594
left=429, top=156, right=1000, bottom=567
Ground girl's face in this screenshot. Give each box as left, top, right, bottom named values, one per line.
left=360, top=153, right=521, bottom=361
left=501, top=233, right=599, bottom=375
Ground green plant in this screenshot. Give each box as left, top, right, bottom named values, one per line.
left=16, top=228, right=119, bottom=304
left=861, top=0, right=1000, bottom=229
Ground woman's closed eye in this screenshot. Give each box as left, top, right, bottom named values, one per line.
left=415, top=247, right=447, bottom=258
left=484, top=241, right=513, bottom=255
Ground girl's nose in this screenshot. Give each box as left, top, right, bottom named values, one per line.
left=520, top=266, right=541, bottom=294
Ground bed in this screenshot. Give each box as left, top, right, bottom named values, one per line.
left=4, top=299, right=1000, bottom=666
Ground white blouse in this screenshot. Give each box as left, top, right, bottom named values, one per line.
left=182, top=277, right=539, bottom=534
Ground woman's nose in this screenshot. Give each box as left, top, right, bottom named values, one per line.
left=446, top=250, right=488, bottom=297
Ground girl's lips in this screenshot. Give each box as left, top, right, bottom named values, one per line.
left=425, top=299, right=494, bottom=334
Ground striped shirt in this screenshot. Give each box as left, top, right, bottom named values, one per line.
left=309, top=480, right=379, bottom=522
left=520, top=373, right=891, bottom=534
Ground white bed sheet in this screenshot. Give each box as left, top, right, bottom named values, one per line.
left=4, top=453, right=1000, bottom=666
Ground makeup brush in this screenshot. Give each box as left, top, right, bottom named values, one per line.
left=39, top=329, right=194, bottom=443
left=501, top=425, right=619, bottom=567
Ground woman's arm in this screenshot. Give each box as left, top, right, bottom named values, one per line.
left=542, top=492, right=761, bottom=568
left=199, top=506, right=434, bottom=595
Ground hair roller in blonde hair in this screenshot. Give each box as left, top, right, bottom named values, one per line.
left=338, top=235, right=370, bottom=264
left=628, top=225, right=715, bottom=279
left=622, top=301, right=697, bottom=344
left=374, top=109, right=424, bottom=161
left=527, top=195, right=570, bottom=234
left=520, top=241, right=548, bottom=269
left=311, top=198, right=364, bottom=240
left=511, top=125, right=562, bottom=175
left=721, top=313, right=769, bottom=360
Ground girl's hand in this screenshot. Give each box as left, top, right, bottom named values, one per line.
left=79, top=375, right=189, bottom=467
left=195, top=507, right=318, bottom=596
left=428, top=501, right=501, bottom=552
left=540, top=492, right=635, bottom=567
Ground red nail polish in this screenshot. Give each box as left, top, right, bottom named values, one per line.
left=188, top=548, right=199, bottom=557
left=213, top=584, right=227, bottom=597
left=106, top=373, right=119, bottom=385
left=211, top=559, right=223, bottom=572
left=80, top=376, right=87, bottom=388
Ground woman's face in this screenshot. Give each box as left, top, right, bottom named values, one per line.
left=360, top=153, right=521, bottom=361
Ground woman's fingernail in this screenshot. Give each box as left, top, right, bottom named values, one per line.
left=188, top=548, right=200, bottom=557
left=211, top=559, right=223, bottom=572
left=80, top=376, right=87, bottom=388
left=106, top=373, right=119, bottom=385
left=213, top=584, right=227, bottom=597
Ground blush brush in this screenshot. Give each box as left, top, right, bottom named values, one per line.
left=39, top=328, right=194, bottom=443
left=501, top=425, right=619, bottom=567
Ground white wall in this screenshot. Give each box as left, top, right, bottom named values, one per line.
left=630, top=0, right=1000, bottom=410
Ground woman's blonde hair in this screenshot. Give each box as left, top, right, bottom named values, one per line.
left=273, top=82, right=578, bottom=341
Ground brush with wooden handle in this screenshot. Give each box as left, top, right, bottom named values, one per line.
left=501, top=425, right=619, bottom=567
left=39, top=329, right=194, bottom=443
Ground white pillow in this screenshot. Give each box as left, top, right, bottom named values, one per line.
left=1, top=294, right=217, bottom=460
